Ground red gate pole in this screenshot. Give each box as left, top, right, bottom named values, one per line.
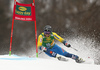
left=9, top=19, right=14, bottom=56
left=9, top=0, right=16, bottom=56
left=33, top=0, right=38, bottom=57
left=34, top=21, right=38, bottom=57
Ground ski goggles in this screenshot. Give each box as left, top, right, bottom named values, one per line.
left=44, top=31, right=51, bottom=34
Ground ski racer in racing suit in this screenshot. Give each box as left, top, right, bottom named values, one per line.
left=38, top=25, right=84, bottom=63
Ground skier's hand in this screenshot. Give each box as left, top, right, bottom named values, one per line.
left=65, top=44, right=71, bottom=48
left=63, top=41, right=71, bottom=48
left=40, top=46, right=47, bottom=52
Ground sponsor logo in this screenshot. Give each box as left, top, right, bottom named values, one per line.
left=46, top=37, right=51, bottom=40
left=15, top=5, right=31, bottom=16
left=52, top=52, right=57, bottom=57
left=19, top=7, right=27, bottom=11
left=40, top=38, right=42, bottom=42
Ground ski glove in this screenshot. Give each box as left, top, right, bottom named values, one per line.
left=63, top=41, right=71, bottom=48
left=39, top=46, right=47, bottom=52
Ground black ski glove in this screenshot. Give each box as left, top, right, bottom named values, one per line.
left=66, top=44, right=71, bottom=48
left=63, top=41, right=71, bottom=48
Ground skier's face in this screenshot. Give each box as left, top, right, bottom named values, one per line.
left=45, top=34, right=50, bottom=37
left=44, top=30, right=51, bottom=37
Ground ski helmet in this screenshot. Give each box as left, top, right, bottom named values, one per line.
left=44, top=25, right=52, bottom=34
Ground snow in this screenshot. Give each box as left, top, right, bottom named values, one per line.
left=0, top=55, right=100, bottom=70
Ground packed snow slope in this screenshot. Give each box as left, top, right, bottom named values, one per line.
left=0, top=55, right=100, bottom=70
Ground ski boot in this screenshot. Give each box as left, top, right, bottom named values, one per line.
left=75, top=57, right=85, bottom=63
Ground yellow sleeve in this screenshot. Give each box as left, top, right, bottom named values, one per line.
left=53, top=32, right=64, bottom=43
left=37, top=34, right=43, bottom=48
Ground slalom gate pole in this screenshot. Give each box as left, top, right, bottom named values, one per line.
left=9, top=18, right=14, bottom=56
left=9, top=0, right=16, bottom=56
left=33, top=0, right=38, bottom=57
left=34, top=21, right=38, bottom=57
left=33, top=0, right=35, bottom=3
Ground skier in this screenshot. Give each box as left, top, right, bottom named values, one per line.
left=38, top=25, right=84, bottom=63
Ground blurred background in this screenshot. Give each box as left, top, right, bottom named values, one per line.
left=0, top=0, right=100, bottom=64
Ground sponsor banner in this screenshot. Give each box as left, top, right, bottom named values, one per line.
left=13, top=2, right=36, bottom=21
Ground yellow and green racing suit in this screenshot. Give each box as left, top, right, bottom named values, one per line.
left=38, top=32, right=65, bottom=49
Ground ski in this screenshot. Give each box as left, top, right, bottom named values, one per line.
left=56, top=54, right=69, bottom=61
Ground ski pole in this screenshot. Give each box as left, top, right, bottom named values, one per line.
left=70, top=47, right=78, bottom=51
